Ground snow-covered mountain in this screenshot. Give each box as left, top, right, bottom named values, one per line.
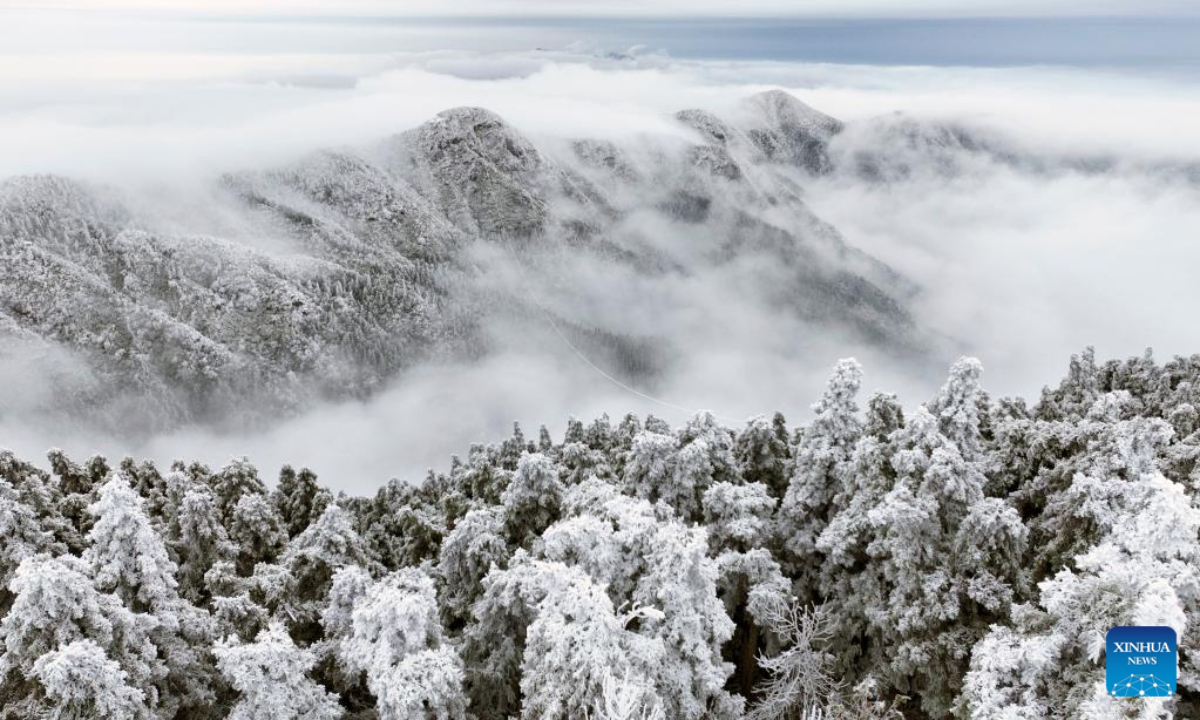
left=0, top=90, right=925, bottom=431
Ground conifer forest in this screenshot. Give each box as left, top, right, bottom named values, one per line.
left=3, top=5, right=1199, bottom=720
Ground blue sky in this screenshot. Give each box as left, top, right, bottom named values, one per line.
left=4, top=6, right=1200, bottom=68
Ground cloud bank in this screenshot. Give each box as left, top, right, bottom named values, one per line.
left=2, top=27, right=1200, bottom=492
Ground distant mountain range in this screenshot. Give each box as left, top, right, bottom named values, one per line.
left=0, top=90, right=931, bottom=432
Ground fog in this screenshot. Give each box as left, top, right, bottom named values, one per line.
left=3, top=17, right=1200, bottom=492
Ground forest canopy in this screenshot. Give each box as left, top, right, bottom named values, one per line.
left=1, top=347, right=1198, bottom=720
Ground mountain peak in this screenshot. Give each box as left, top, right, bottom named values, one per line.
left=418, top=107, right=542, bottom=176
left=392, top=106, right=547, bottom=237
left=742, top=89, right=842, bottom=136
left=738, top=90, right=842, bottom=173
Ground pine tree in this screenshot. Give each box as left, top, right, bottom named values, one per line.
left=1035, top=346, right=1100, bottom=421
left=436, top=506, right=509, bottom=629
left=85, top=475, right=180, bottom=613
left=702, top=481, right=776, bottom=554
left=624, top=431, right=679, bottom=510
left=964, top=465, right=1200, bottom=719
left=228, top=492, right=287, bottom=576
left=778, top=358, right=863, bottom=597
left=47, top=450, right=107, bottom=554
left=636, top=520, right=742, bottom=720
left=520, top=564, right=666, bottom=720
left=501, top=453, right=564, bottom=546
left=816, top=392, right=903, bottom=682
left=0, top=555, right=164, bottom=716
left=0, top=451, right=79, bottom=555
left=171, top=485, right=234, bottom=603
left=538, top=485, right=743, bottom=720
left=215, top=621, right=343, bottom=720
left=282, top=504, right=375, bottom=639
left=928, top=357, right=987, bottom=463
left=322, top=565, right=374, bottom=641
left=209, top=458, right=268, bottom=524
left=30, top=639, right=146, bottom=720
left=338, top=569, right=467, bottom=720
left=867, top=406, right=1025, bottom=717
left=736, top=413, right=792, bottom=499
left=0, top=479, right=54, bottom=609
left=275, top=466, right=333, bottom=539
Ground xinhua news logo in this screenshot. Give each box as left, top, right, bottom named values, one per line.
left=1106, top=626, right=1177, bottom=698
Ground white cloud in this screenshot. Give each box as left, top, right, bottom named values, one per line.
left=3, top=31, right=1200, bottom=491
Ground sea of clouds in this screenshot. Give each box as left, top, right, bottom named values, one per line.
left=3, top=9, right=1200, bottom=491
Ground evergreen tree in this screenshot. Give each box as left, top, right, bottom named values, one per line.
left=228, top=492, right=287, bottom=576
left=702, top=481, right=776, bottom=554
left=501, top=453, right=565, bottom=546
left=0, top=451, right=79, bottom=555
left=964, top=465, right=1200, bottom=719
left=338, top=569, right=467, bottom=720
left=282, top=505, right=375, bottom=639
left=275, top=466, right=333, bottom=539
left=215, top=621, right=342, bottom=720
left=521, top=564, right=666, bottom=720
left=928, top=357, right=988, bottom=463
left=736, top=413, right=791, bottom=499
left=209, top=458, right=268, bottom=525
left=0, top=480, right=54, bottom=610
left=624, top=431, right=679, bottom=511
left=85, top=475, right=180, bottom=613
left=30, top=639, right=146, bottom=720
left=171, top=485, right=235, bottom=603
left=437, top=506, right=509, bottom=629
left=0, top=555, right=164, bottom=717
left=867, top=407, right=1025, bottom=717
left=778, top=358, right=863, bottom=598
left=817, top=392, right=903, bottom=682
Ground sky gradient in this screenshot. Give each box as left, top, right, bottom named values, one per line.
left=6, top=0, right=1200, bottom=17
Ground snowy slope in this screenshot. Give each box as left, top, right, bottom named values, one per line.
left=0, top=91, right=924, bottom=430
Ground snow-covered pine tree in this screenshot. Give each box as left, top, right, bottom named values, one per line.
left=338, top=569, right=467, bottom=720
left=778, top=358, right=863, bottom=599
left=275, top=466, right=333, bottom=539
left=624, top=431, right=680, bottom=511
left=964, top=398, right=1200, bottom=719
left=866, top=404, right=1025, bottom=717
left=281, top=504, right=375, bottom=640
left=436, top=506, right=509, bottom=629
left=85, top=475, right=180, bottom=614
left=0, top=479, right=54, bottom=607
left=170, top=485, right=235, bottom=604
left=816, top=391, right=904, bottom=682
left=215, top=621, right=343, bottom=720
left=228, top=492, right=287, bottom=576
left=30, top=639, right=146, bottom=720
left=735, top=413, right=792, bottom=499
left=501, top=453, right=565, bottom=546
left=0, top=555, right=164, bottom=717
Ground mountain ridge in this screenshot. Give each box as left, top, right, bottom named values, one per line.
left=0, top=90, right=928, bottom=433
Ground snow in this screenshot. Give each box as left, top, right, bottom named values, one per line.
left=1, top=350, right=1199, bottom=719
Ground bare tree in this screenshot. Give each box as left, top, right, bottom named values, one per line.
left=749, top=599, right=907, bottom=720
left=746, top=601, right=838, bottom=720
